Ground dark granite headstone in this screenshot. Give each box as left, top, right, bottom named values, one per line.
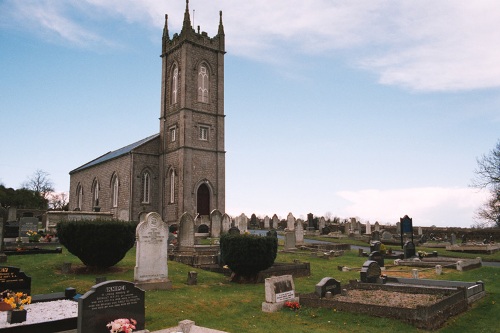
left=78, top=280, right=145, bottom=333
left=315, top=277, right=341, bottom=298
left=19, top=217, right=38, bottom=237
left=228, top=226, right=240, bottom=235
left=371, top=231, right=381, bottom=241
left=368, top=251, right=385, bottom=268
left=369, top=241, right=381, bottom=253
left=0, top=266, right=31, bottom=294
left=404, top=241, right=416, bottom=259
left=360, top=260, right=381, bottom=283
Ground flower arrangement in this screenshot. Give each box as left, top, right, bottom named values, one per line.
left=106, top=318, right=137, bottom=333
left=284, top=301, right=301, bottom=311
left=1, top=290, right=32, bottom=310
left=27, top=230, right=41, bottom=242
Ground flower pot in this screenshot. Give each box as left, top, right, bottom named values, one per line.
left=7, top=309, right=27, bottom=324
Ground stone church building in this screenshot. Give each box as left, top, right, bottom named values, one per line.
left=69, top=2, right=226, bottom=224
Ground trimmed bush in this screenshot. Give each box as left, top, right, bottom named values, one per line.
left=220, top=233, right=278, bottom=282
left=56, top=219, right=137, bottom=268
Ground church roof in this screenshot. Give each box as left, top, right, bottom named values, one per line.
left=70, top=134, right=159, bottom=174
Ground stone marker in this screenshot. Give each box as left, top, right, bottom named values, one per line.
left=404, top=241, right=416, bottom=259
left=134, top=212, right=172, bottom=290
left=0, top=266, right=31, bottom=294
left=284, top=230, right=296, bottom=250
left=78, top=280, right=145, bottom=333
left=295, top=220, right=304, bottom=245
left=435, top=265, right=442, bottom=275
left=365, top=221, right=371, bottom=235
left=19, top=217, right=38, bottom=238
left=368, top=251, right=385, bottom=268
left=210, top=209, right=222, bottom=238
left=262, top=275, right=299, bottom=312
left=264, top=216, right=270, bottom=229
left=221, top=213, right=231, bottom=234
left=315, top=277, right=341, bottom=298
left=287, top=213, right=295, bottom=231
left=360, top=260, right=381, bottom=283
left=178, top=212, right=195, bottom=251
left=187, top=271, right=198, bottom=285
left=272, top=214, right=279, bottom=229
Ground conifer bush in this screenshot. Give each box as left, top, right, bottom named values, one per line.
left=220, top=233, right=278, bottom=282
left=56, top=219, right=137, bottom=268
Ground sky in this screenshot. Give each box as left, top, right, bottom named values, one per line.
left=1, top=0, right=499, bottom=228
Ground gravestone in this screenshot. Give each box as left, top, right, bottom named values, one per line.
left=228, top=226, right=240, bottom=235
left=396, top=222, right=401, bottom=235
left=272, top=214, right=279, bottom=229
left=418, top=226, right=423, bottom=236
left=315, top=277, right=341, bottom=298
left=221, top=213, right=231, bottom=234
left=371, top=231, right=380, bottom=241
left=381, top=230, right=392, bottom=241
left=365, top=221, right=371, bottom=234
left=286, top=213, right=295, bottom=231
left=266, top=229, right=277, bottom=238
left=262, top=275, right=299, bottom=312
left=284, top=230, right=296, bottom=250
left=78, top=280, right=145, bottom=333
left=134, top=212, right=172, bottom=290
left=374, top=221, right=380, bottom=232
left=210, top=210, right=222, bottom=238
left=404, top=241, right=416, bottom=259
left=0, top=266, right=31, bottom=294
left=360, top=260, right=381, bottom=283
left=368, top=251, right=384, bottom=268
left=7, top=207, right=16, bottom=222
left=264, top=216, right=270, bottom=229
left=238, top=214, right=248, bottom=232
left=370, top=240, right=381, bottom=253
left=318, top=217, right=326, bottom=231
left=295, top=220, right=304, bottom=245
left=451, top=233, right=456, bottom=245
left=307, top=213, right=314, bottom=230
left=178, top=212, right=195, bottom=251
left=19, top=217, right=38, bottom=237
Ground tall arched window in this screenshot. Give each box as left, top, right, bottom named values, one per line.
left=112, top=175, right=119, bottom=207
left=142, top=172, right=150, bottom=204
left=172, top=66, right=178, bottom=104
left=198, top=65, right=209, bottom=103
left=76, top=184, right=83, bottom=210
left=170, top=170, right=175, bottom=203
left=92, top=179, right=100, bottom=207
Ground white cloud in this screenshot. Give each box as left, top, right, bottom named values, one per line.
left=4, top=1, right=500, bottom=89
left=336, top=187, right=489, bottom=227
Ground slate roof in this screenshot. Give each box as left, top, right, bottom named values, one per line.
left=70, top=134, right=159, bottom=174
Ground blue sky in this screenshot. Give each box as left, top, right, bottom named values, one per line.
left=1, top=0, right=499, bottom=227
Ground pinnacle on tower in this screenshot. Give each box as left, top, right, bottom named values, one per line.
left=182, top=0, right=192, bottom=31
left=218, top=10, right=224, bottom=35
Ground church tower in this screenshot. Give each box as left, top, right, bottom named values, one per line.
left=159, top=1, right=226, bottom=224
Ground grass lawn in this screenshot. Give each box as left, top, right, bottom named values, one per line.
left=4, top=244, right=500, bottom=333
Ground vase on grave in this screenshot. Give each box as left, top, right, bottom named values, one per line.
left=7, top=309, right=27, bottom=324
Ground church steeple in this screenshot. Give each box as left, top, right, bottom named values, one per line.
left=218, top=10, right=224, bottom=36
left=162, top=14, right=169, bottom=54
left=182, top=0, right=192, bottom=33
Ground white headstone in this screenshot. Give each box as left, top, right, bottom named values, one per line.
left=210, top=210, right=222, bottom=238
left=295, top=220, right=304, bottom=245
left=262, top=275, right=299, bottom=313
left=365, top=222, right=371, bottom=235
left=272, top=215, right=279, bottom=229
left=318, top=217, right=326, bottom=231
left=264, top=216, right=270, bottom=229
left=287, top=213, right=295, bottom=231
left=238, top=213, right=248, bottom=232
left=222, top=214, right=231, bottom=233
left=134, top=212, right=172, bottom=290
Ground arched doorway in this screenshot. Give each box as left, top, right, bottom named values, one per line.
left=197, top=183, right=210, bottom=216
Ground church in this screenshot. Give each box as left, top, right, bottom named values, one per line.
left=68, top=2, right=226, bottom=224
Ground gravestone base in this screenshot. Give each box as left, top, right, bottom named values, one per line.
left=262, top=296, right=300, bottom=313
left=135, top=278, right=172, bottom=291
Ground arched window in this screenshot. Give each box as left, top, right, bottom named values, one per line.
left=112, top=175, right=119, bottom=207
left=172, top=65, right=178, bottom=104
left=92, top=179, right=100, bottom=207
left=142, top=172, right=150, bottom=204
left=170, top=170, right=175, bottom=203
left=198, top=65, right=209, bottom=103
left=76, top=184, right=83, bottom=210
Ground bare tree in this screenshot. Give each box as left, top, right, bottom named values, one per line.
left=48, top=192, right=68, bottom=210
left=471, top=140, right=500, bottom=227
left=21, top=169, right=54, bottom=199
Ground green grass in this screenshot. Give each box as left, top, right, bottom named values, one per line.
left=5, top=245, right=500, bottom=333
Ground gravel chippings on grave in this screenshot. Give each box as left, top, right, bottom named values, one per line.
left=334, top=289, right=445, bottom=309
left=0, top=300, right=78, bottom=328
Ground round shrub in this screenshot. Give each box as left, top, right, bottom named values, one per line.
left=56, top=219, right=137, bottom=268
left=220, top=233, right=278, bottom=282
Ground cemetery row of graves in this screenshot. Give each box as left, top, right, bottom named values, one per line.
left=0, top=210, right=498, bottom=332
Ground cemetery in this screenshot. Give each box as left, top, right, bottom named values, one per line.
left=0, top=211, right=498, bottom=332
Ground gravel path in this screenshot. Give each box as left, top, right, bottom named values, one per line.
left=0, top=300, right=77, bottom=329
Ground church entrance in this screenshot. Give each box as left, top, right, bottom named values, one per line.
left=197, top=183, right=210, bottom=216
